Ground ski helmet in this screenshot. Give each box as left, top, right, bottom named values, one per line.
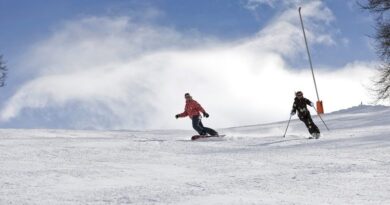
left=295, top=91, right=303, bottom=97
left=184, top=93, right=191, bottom=98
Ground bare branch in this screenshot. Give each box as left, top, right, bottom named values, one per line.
left=0, top=55, right=8, bottom=87
left=361, top=0, right=390, bottom=101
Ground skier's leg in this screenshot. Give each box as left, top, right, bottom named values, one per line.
left=198, top=120, right=215, bottom=135
left=198, top=120, right=204, bottom=129
left=192, top=116, right=206, bottom=135
left=300, top=116, right=314, bottom=134
left=203, top=127, right=218, bottom=136
left=307, top=115, right=320, bottom=134
left=198, top=119, right=218, bottom=136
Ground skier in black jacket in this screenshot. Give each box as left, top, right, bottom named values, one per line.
left=290, top=91, right=320, bottom=139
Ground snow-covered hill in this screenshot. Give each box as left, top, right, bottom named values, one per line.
left=0, top=105, right=389, bottom=204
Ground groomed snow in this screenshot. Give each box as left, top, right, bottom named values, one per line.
left=0, top=105, right=389, bottom=204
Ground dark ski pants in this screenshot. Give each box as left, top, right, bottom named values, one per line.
left=299, top=114, right=320, bottom=134
left=192, top=115, right=218, bottom=136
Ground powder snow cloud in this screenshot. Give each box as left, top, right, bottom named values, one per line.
left=0, top=2, right=376, bottom=129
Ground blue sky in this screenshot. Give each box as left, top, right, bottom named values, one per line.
left=0, top=0, right=380, bottom=129
left=1, top=0, right=377, bottom=66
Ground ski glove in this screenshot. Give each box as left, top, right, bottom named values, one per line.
left=203, top=113, right=209, bottom=118
left=310, top=102, right=314, bottom=107
left=290, top=111, right=296, bottom=116
left=175, top=114, right=180, bottom=119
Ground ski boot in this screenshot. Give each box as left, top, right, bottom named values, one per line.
left=309, top=133, right=320, bottom=139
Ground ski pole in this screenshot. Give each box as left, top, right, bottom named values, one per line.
left=283, top=115, right=293, bottom=138
left=312, top=106, right=330, bottom=131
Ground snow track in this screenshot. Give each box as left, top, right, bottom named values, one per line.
left=0, top=105, right=389, bottom=204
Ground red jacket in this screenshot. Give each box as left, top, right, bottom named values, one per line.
left=179, top=99, right=206, bottom=118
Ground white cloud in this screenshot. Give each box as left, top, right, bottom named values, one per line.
left=244, top=0, right=313, bottom=10
left=241, top=1, right=335, bottom=59
left=245, top=0, right=277, bottom=9
left=0, top=2, right=378, bottom=129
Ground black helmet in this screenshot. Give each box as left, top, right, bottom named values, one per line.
left=295, top=91, right=303, bottom=97
left=184, top=93, right=191, bottom=98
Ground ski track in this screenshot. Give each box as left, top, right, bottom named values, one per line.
left=0, top=105, right=389, bottom=204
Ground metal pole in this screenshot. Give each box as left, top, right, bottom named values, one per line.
left=283, top=115, right=293, bottom=138
left=312, top=106, right=330, bottom=131
left=298, top=7, right=320, bottom=102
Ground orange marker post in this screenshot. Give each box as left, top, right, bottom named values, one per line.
left=316, top=101, right=324, bottom=114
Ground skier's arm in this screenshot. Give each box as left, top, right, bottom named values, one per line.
left=305, top=98, right=314, bottom=107
left=197, top=102, right=206, bottom=114
left=196, top=101, right=209, bottom=117
left=291, top=102, right=297, bottom=114
left=178, top=111, right=188, bottom=118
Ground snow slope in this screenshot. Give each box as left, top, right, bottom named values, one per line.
left=0, top=105, right=389, bottom=204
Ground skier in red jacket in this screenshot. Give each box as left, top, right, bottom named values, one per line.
left=175, top=93, right=218, bottom=136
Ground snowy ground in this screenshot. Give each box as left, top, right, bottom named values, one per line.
left=0, top=105, right=389, bottom=204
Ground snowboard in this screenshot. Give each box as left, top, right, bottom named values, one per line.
left=191, top=134, right=225, bottom=141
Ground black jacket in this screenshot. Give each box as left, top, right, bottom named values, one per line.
left=291, top=97, right=313, bottom=117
